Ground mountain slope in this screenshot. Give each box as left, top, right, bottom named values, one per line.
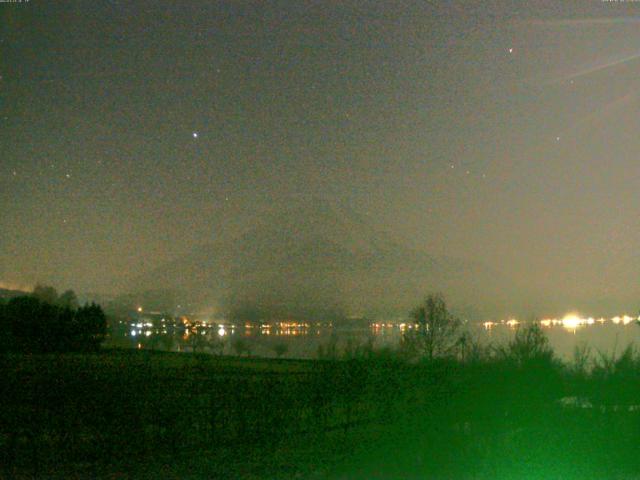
left=128, top=201, right=509, bottom=319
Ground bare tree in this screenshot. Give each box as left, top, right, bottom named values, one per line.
left=403, top=293, right=461, bottom=361
left=188, top=330, right=209, bottom=354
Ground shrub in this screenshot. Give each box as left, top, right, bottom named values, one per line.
left=496, top=323, right=555, bottom=366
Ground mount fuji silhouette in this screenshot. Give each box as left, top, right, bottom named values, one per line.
left=128, top=199, right=508, bottom=320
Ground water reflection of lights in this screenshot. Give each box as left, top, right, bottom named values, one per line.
left=278, top=328, right=303, bottom=336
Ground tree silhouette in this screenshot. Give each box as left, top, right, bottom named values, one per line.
left=497, top=323, right=555, bottom=366
left=403, top=293, right=461, bottom=361
left=75, top=303, right=107, bottom=351
left=32, top=284, right=59, bottom=305
left=188, top=330, right=209, bottom=354
left=0, top=300, right=9, bottom=352
left=0, top=296, right=107, bottom=353
left=57, top=289, right=79, bottom=310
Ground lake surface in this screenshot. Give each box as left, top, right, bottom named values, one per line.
left=106, top=316, right=640, bottom=362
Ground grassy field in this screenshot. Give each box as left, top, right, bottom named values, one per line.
left=2, top=348, right=640, bottom=479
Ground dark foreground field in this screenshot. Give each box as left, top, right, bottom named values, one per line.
left=2, top=348, right=640, bottom=479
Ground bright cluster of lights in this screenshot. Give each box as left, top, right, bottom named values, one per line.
left=130, top=330, right=152, bottom=337
left=133, top=322, right=154, bottom=328
left=481, top=319, right=518, bottom=329
left=274, top=321, right=310, bottom=328
left=485, top=314, right=639, bottom=331
left=560, top=315, right=592, bottom=331
left=371, top=322, right=396, bottom=329
left=612, top=315, right=635, bottom=325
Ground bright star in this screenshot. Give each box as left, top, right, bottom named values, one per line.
left=192, top=132, right=198, bottom=138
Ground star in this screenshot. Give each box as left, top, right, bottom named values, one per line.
left=508, top=47, right=514, bottom=54
left=556, top=136, right=561, bottom=142
left=192, top=132, right=199, bottom=139
left=65, top=173, right=71, bottom=178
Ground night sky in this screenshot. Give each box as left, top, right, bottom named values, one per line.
left=2, top=1, right=640, bottom=315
